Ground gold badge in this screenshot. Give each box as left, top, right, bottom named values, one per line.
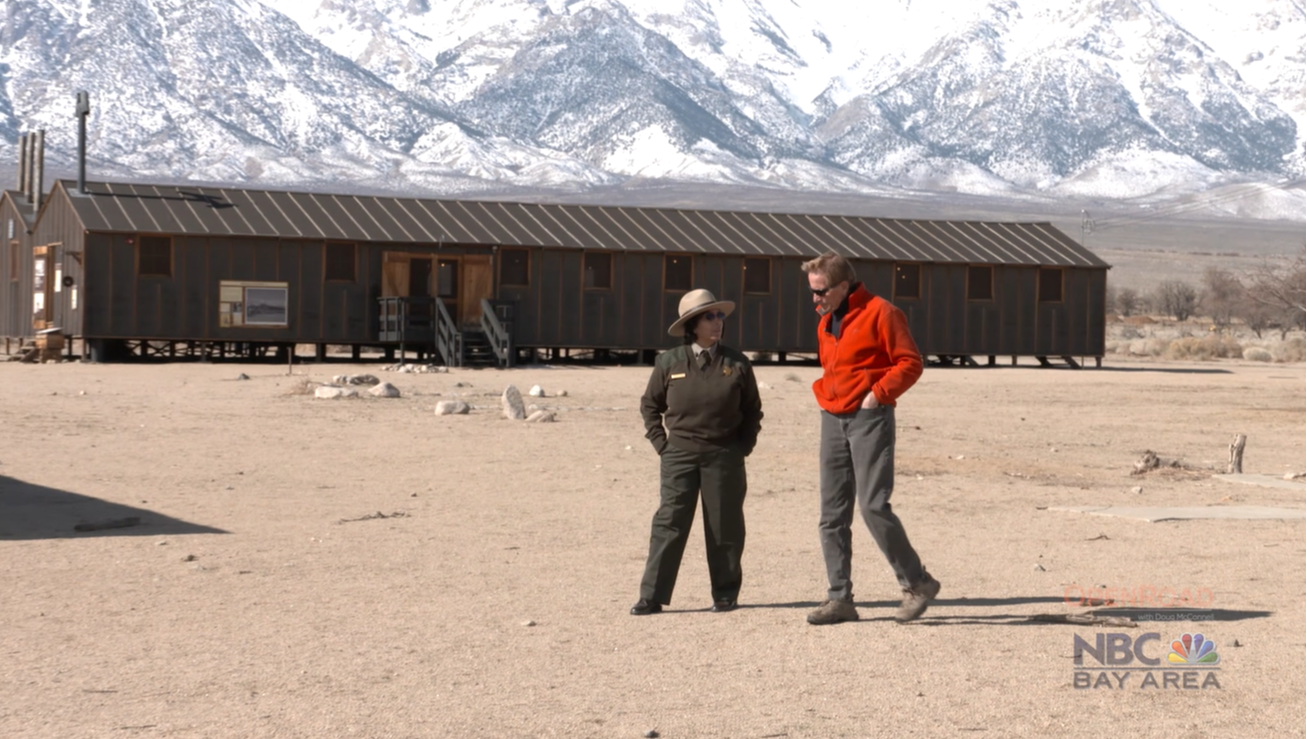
left=670, top=373, right=686, bottom=380
left=722, top=367, right=732, bottom=376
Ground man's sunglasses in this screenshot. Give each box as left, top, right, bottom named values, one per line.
left=698, top=311, right=727, bottom=321
left=811, top=283, right=843, bottom=297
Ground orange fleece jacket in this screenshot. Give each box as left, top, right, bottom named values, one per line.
left=812, top=283, right=923, bottom=414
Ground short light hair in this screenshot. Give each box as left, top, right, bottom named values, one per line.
left=801, top=252, right=856, bottom=286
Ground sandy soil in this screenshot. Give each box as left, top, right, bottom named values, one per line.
left=1, top=354, right=1304, bottom=738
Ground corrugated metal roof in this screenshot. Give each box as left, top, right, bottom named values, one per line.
left=53, top=180, right=1109, bottom=268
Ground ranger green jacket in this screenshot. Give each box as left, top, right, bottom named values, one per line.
left=640, top=344, right=763, bottom=456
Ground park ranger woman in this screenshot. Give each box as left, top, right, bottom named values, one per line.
left=631, top=289, right=764, bottom=615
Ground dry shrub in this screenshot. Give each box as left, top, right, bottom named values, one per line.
left=1242, top=347, right=1274, bottom=362
left=1128, top=338, right=1169, bottom=356
left=1273, top=338, right=1305, bottom=363
left=284, top=378, right=317, bottom=396
left=1165, top=336, right=1243, bottom=360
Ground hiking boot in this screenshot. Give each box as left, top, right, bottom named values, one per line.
left=807, top=598, right=859, bottom=625
left=895, top=573, right=941, bottom=623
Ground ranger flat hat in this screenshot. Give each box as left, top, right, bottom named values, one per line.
left=667, top=288, right=735, bottom=337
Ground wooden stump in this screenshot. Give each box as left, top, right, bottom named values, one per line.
left=1228, top=434, right=1246, bottom=474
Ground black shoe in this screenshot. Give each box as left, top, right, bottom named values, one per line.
left=710, top=599, right=738, bottom=613
left=630, top=598, right=662, bottom=616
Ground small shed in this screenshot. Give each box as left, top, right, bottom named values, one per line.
left=1, top=180, right=1109, bottom=365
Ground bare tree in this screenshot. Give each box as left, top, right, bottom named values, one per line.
left=1155, top=280, right=1198, bottom=322
left=1238, top=294, right=1278, bottom=338
left=1246, top=255, right=1306, bottom=338
left=1200, top=267, right=1243, bottom=328
left=1117, top=287, right=1140, bottom=317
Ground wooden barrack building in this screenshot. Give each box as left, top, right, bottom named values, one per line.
left=2, top=180, right=1109, bottom=366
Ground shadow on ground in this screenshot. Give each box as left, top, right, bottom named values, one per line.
left=1091, top=366, right=1234, bottom=375
left=685, top=597, right=1271, bottom=625
left=0, top=475, right=227, bottom=540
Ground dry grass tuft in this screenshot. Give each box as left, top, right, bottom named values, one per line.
left=283, top=378, right=318, bottom=396
left=1164, top=335, right=1243, bottom=360
left=1274, top=338, right=1306, bottom=363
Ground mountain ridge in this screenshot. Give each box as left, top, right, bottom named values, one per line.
left=1, top=0, right=1302, bottom=219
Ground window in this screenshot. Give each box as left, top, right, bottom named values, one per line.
left=138, top=235, right=172, bottom=277
left=500, top=248, right=530, bottom=287
left=743, top=257, right=771, bottom=294
left=894, top=263, right=920, bottom=300
left=1039, top=267, right=1064, bottom=302
left=664, top=254, right=692, bottom=291
left=967, top=265, right=993, bottom=301
left=437, top=259, right=458, bottom=298
left=8, top=241, right=17, bottom=281
left=584, top=252, right=612, bottom=290
left=324, top=242, right=356, bottom=282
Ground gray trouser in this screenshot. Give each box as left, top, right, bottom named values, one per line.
left=818, top=406, right=925, bottom=601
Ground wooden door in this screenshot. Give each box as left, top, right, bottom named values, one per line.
left=32, top=245, right=52, bottom=330
left=382, top=252, right=410, bottom=297
left=461, top=255, right=493, bottom=328
left=409, top=258, right=432, bottom=298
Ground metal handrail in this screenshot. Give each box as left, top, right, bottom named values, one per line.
left=480, top=298, right=514, bottom=368
left=434, top=299, right=463, bottom=368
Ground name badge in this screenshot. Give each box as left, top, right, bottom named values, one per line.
left=670, top=373, right=686, bottom=380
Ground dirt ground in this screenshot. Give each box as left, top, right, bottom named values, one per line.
left=1, top=354, right=1303, bottom=738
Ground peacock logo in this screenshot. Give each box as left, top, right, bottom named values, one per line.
left=1167, top=633, right=1220, bottom=665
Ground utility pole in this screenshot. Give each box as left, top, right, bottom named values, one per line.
left=1080, top=209, right=1094, bottom=247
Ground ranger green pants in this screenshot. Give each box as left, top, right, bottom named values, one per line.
left=639, top=446, right=747, bottom=605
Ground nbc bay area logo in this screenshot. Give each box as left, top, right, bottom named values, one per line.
left=1073, top=632, right=1222, bottom=690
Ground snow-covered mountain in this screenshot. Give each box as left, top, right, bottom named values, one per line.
left=1, top=0, right=1302, bottom=217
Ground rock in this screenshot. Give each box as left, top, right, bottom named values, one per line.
left=521, top=620, right=537, bottom=627
left=314, top=386, right=358, bottom=399
left=757, top=381, right=772, bottom=390
left=644, top=731, right=659, bottom=739
left=332, top=375, right=348, bottom=384
left=502, top=385, right=527, bottom=420
left=529, top=385, right=545, bottom=397
left=236, top=373, right=249, bottom=381
left=368, top=382, right=401, bottom=398
left=435, top=400, right=471, bottom=415
left=526, top=410, right=556, bottom=423
left=1131, top=486, right=1143, bottom=494
left=556, top=389, right=568, bottom=397
left=345, top=374, right=381, bottom=386
left=1033, top=563, right=1046, bottom=572
left=182, top=554, right=197, bottom=562
left=527, top=404, right=540, bottom=412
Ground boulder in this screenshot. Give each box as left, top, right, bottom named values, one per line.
left=526, top=410, right=556, bottom=423
left=502, top=385, right=527, bottom=420
left=529, top=385, right=545, bottom=397
left=315, top=386, right=358, bottom=399
left=368, top=382, right=401, bottom=398
left=435, top=400, right=471, bottom=415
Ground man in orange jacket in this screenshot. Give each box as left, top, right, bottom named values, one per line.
left=802, top=252, right=940, bottom=625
